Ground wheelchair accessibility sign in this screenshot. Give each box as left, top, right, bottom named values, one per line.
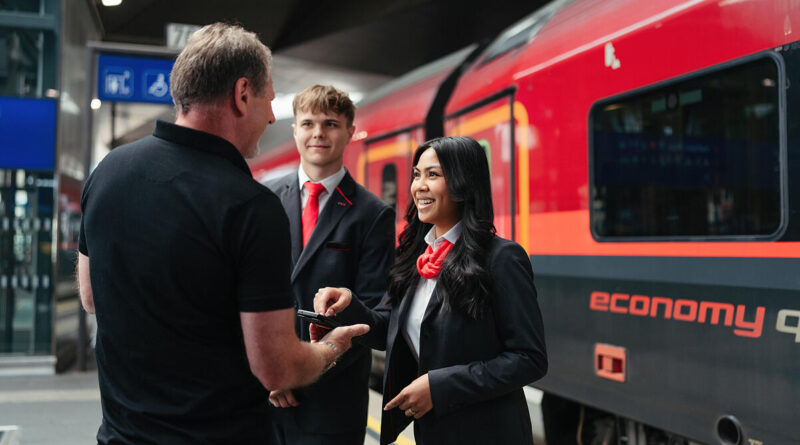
left=144, top=71, right=170, bottom=100
left=98, top=53, right=175, bottom=104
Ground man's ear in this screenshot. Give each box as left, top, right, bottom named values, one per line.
left=233, top=77, right=249, bottom=116
left=347, top=124, right=356, bottom=142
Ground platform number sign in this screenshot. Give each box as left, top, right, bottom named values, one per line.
left=166, top=23, right=201, bottom=50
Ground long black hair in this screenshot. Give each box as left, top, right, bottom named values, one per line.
left=387, top=136, right=495, bottom=319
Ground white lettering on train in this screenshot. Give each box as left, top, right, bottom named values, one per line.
left=776, top=309, right=800, bottom=342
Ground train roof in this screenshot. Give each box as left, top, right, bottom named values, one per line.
left=359, top=45, right=476, bottom=109
left=353, top=45, right=476, bottom=142
left=445, top=0, right=575, bottom=113
left=446, top=0, right=792, bottom=114
left=248, top=44, right=476, bottom=174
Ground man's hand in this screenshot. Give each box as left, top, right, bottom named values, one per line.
left=269, top=389, right=299, bottom=408
left=384, top=374, right=432, bottom=419
left=316, top=323, right=370, bottom=362
left=242, top=309, right=367, bottom=392
left=314, top=287, right=352, bottom=316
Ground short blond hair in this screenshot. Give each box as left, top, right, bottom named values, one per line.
left=170, top=23, right=272, bottom=114
left=292, top=85, right=356, bottom=127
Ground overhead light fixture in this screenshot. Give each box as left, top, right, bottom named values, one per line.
left=102, top=0, right=122, bottom=6
left=91, top=99, right=102, bottom=110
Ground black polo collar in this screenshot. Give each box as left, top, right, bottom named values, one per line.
left=153, top=120, right=252, bottom=177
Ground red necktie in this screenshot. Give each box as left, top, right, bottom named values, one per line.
left=416, top=239, right=455, bottom=279
left=302, top=182, right=326, bottom=247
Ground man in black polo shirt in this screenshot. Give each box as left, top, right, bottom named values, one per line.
left=76, top=23, right=368, bottom=444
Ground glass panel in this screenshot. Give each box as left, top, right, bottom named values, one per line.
left=0, top=26, right=54, bottom=97
left=0, top=0, right=41, bottom=13
left=364, top=129, right=421, bottom=227
left=591, top=57, right=781, bottom=238
left=381, top=164, right=398, bottom=212
left=0, top=169, right=53, bottom=353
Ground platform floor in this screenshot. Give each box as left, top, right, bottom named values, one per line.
left=0, top=368, right=414, bottom=445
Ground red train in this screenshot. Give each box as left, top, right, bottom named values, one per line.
left=250, top=1, right=800, bottom=444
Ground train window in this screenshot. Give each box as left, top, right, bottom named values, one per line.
left=381, top=163, right=397, bottom=211
left=590, top=56, right=783, bottom=239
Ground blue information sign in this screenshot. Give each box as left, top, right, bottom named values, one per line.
left=97, top=54, right=175, bottom=104
left=0, top=96, right=57, bottom=171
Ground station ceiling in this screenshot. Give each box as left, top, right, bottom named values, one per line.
left=90, top=0, right=550, bottom=159
left=92, top=0, right=549, bottom=76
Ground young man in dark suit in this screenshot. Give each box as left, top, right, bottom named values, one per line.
left=266, top=85, right=395, bottom=445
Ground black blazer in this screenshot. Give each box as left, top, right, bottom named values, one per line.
left=266, top=169, right=395, bottom=434
left=338, top=235, right=547, bottom=445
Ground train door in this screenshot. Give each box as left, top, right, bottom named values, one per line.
left=444, top=94, right=523, bottom=244
left=360, top=129, right=424, bottom=229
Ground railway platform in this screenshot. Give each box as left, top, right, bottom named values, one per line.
left=0, top=363, right=414, bottom=445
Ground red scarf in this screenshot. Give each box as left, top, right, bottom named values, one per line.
left=416, top=239, right=454, bottom=279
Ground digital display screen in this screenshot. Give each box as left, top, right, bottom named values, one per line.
left=0, top=96, right=58, bottom=171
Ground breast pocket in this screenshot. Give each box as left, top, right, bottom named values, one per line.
left=324, top=242, right=350, bottom=252
left=317, top=242, right=353, bottom=285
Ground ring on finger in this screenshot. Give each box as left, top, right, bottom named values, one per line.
left=406, top=408, right=416, bottom=416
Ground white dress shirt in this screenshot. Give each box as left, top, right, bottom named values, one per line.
left=298, top=166, right=347, bottom=215
left=404, top=222, right=462, bottom=360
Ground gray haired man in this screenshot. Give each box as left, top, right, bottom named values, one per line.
left=77, top=23, right=368, bottom=444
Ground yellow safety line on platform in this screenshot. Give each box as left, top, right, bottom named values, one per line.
left=367, top=415, right=415, bottom=445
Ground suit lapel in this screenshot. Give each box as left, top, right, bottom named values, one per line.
left=390, top=284, right=417, bottom=343
left=291, top=172, right=356, bottom=282
left=422, top=283, right=443, bottom=325
left=382, top=284, right=422, bottom=444
left=278, top=173, right=303, bottom=265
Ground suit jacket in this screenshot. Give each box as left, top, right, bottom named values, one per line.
left=338, top=235, right=548, bottom=445
left=266, top=169, right=395, bottom=434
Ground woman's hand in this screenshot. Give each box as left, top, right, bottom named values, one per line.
left=268, top=389, right=299, bottom=408
left=313, top=287, right=352, bottom=316
left=384, top=374, right=433, bottom=419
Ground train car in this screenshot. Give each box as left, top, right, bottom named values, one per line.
left=444, top=0, right=800, bottom=444
left=251, top=0, right=800, bottom=443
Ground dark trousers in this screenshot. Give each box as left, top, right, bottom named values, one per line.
left=413, top=420, right=424, bottom=445
left=270, top=421, right=366, bottom=445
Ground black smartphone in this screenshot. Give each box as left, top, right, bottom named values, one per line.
left=296, top=309, right=342, bottom=329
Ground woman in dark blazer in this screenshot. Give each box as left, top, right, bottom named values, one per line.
left=313, top=136, right=547, bottom=445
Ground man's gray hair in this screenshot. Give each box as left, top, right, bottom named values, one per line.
left=170, top=23, right=272, bottom=114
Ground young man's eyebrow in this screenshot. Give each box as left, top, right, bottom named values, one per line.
left=298, top=117, right=341, bottom=123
